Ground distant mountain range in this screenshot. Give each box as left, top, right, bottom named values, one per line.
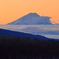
left=0, top=28, right=49, bottom=40
left=7, top=13, right=52, bottom=25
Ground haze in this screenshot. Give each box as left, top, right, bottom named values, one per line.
left=0, top=0, right=59, bottom=24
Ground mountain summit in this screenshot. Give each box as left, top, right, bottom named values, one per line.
left=8, top=13, right=52, bottom=25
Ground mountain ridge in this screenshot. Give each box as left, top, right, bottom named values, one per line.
left=0, top=28, right=49, bottom=40
left=7, top=13, right=52, bottom=25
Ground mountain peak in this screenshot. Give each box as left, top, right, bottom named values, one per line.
left=28, top=13, right=39, bottom=15
left=7, top=13, right=52, bottom=25
left=25, top=13, right=40, bottom=17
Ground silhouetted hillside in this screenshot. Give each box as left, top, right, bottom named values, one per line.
left=0, top=28, right=49, bottom=40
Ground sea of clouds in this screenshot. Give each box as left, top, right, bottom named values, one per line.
left=0, top=25, right=59, bottom=39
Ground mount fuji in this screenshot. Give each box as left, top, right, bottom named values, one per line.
left=7, top=13, right=52, bottom=25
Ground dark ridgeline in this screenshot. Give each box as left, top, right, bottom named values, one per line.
left=0, top=35, right=59, bottom=59
left=0, top=28, right=49, bottom=40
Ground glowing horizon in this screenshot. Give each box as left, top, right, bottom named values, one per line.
left=0, top=0, right=59, bottom=24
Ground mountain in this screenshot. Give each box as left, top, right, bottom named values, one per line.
left=0, top=28, right=49, bottom=40
left=7, top=13, right=52, bottom=25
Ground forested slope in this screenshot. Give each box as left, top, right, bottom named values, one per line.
left=0, top=35, right=59, bottom=59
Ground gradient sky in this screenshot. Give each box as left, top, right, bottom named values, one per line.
left=0, top=0, right=59, bottom=24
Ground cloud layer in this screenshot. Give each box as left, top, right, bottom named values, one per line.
left=0, top=25, right=59, bottom=39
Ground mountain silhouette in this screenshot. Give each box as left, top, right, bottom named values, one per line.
left=0, top=28, right=49, bottom=40
left=7, top=13, right=52, bottom=25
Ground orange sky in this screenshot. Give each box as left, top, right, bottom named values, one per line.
left=0, top=0, right=59, bottom=24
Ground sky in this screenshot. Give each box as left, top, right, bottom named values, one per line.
left=0, top=0, right=59, bottom=24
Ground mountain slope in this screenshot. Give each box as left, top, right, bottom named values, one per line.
left=0, top=28, right=49, bottom=40
left=7, top=13, right=52, bottom=25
